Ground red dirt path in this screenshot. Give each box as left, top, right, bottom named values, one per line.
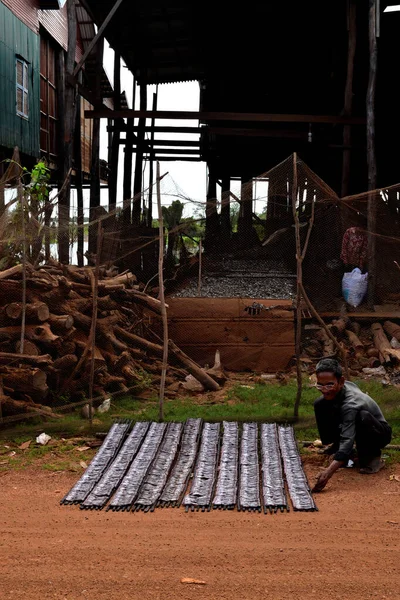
left=1, top=462, right=399, bottom=600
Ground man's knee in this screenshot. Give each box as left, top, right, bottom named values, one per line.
left=356, top=409, right=373, bottom=425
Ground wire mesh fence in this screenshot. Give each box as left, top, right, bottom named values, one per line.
left=1, top=150, right=400, bottom=426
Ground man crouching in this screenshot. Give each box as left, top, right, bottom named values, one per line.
left=312, top=358, right=392, bottom=493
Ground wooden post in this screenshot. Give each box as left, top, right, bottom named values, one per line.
left=88, top=219, right=103, bottom=426
left=132, top=77, right=147, bottom=226
left=204, top=162, right=219, bottom=249
left=108, top=51, right=121, bottom=214
left=122, top=79, right=135, bottom=224
left=341, top=0, right=357, bottom=197
left=367, top=0, right=378, bottom=307
left=147, top=89, right=158, bottom=228
left=237, top=174, right=253, bottom=242
left=156, top=161, right=168, bottom=422
left=89, top=37, right=104, bottom=255
left=198, top=238, right=202, bottom=296
left=18, top=182, right=26, bottom=355
left=220, top=173, right=231, bottom=238
left=58, top=0, right=77, bottom=264
left=292, top=154, right=302, bottom=418
left=74, top=95, right=84, bottom=267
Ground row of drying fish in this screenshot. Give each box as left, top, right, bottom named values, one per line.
left=61, top=419, right=317, bottom=512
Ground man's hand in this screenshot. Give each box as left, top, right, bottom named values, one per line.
left=312, top=468, right=331, bottom=493
left=311, top=459, right=345, bottom=493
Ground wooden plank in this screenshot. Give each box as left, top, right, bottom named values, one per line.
left=85, top=109, right=366, bottom=125
left=166, top=297, right=293, bottom=319
left=121, top=139, right=201, bottom=147
left=169, top=322, right=295, bottom=345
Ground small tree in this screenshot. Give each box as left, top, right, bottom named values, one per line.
left=1, top=159, right=51, bottom=267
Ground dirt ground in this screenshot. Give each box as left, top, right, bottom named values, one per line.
left=1, top=461, right=399, bottom=600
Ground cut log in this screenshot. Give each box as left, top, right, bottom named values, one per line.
left=0, top=280, right=37, bottom=303
left=2, top=302, right=49, bottom=323
left=383, top=320, right=400, bottom=342
left=48, top=314, right=74, bottom=331
left=114, top=326, right=163, bottom=357
left=0, top=352, right=53, bottom=367
left=0, top=264, right=24, bottom=280
left=15, top=340, right=40, bottom=356
left=367, top=347, right=380, bottom=358
left=72, top=331, right=107, bottom=368
left=52, top=354, right=78, bottom=371
left=168, top=340, right=221, bottom=391
left=345, top=329, right=364, bottom=352
left=0, top=324, right=59, bottom=344
left=112, top=288, right=167, bottom=314
left=0, top=366, right=48, bottom=397
left=348, top=321, right=361, bottom=336
left=3, top=303, right=23, bottom=320
left=331, top=318, right=347, bottom=336
left=371, top=322, right=400, bottom=364
left=25, top=302, right=50, bottom=322
left=0, top=396, right=61, bottom=418
left=315, top=328, right=335, bottom=356
left=54, top=340, right=76, bottom=357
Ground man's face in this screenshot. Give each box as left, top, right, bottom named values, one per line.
left=316, top=371, right=345, bottom=400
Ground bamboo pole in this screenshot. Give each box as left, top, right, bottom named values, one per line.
left=88, top=219, right=103, bottom=426
left=198, top=238, right=202, bottom=296
left=292, top=154, right=316, bottom=417
left=156, top=162, right=168, bottom=422
left=292, top=154, right=302, bottom=418
left=19, top=182, right=26, bottom=355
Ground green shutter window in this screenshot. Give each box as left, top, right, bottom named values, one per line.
left=16, top=58, right=29, bottom=119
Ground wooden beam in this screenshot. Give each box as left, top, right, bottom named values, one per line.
left=73, top=0, right=126, bottom=77
left=151, top=157, right=202, bottom=162
left=86, top=109, right=366, bottom=125
left=121, top=139, right=200, bottom=147
left=133, top=148, right=200, bottom=155
left=109, top=125, right=201, bottom=134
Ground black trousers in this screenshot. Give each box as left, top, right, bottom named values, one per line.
left=314, top=396, right=392, bottom=462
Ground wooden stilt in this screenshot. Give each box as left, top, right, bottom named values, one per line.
left=122, top=79, right=135, bottom=224
left=108, top=51, right=121, bottom=214
left=132, top=77, right=147, bottom=226
left=88, top=37, right=104, bottom=255
left=74, top=93, right=84, bottom=267
left=367, top=0, right=378, bottom=307
left=147, top=89, right=158, bottom=228
left=341, top=0, right=357, bottom=197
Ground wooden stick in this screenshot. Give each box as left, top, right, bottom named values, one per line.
left=292, top=153, right=302, bottom=419
left=156, top=161, right=167, bottom=422
left=19, top=182, right=26, bottom=356
left=198, top=238, right=202, bottom=296
left=88, top=220, right=103, bottom=426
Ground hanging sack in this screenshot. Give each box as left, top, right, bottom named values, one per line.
left=342, top=268, right=368, bottom=308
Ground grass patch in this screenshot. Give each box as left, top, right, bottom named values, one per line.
left=0, top=376, right=399, bottom=470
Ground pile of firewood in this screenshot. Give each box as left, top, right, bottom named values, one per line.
left=0, top=260, right=224, bottom=419
left=302, top=316, right=400, bottom=375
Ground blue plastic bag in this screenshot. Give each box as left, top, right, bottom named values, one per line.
left=342, top=268, right=368, bottom=308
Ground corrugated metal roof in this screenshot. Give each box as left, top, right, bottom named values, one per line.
left=1, top=0, right=39, bottom=33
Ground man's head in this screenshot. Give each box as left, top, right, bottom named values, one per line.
left=315, top=358, right=345, bottom=400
